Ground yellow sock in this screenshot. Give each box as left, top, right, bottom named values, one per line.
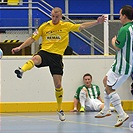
left=21, top=60, right=34, bottom=72
left=55, top=88, right=63, bottom=111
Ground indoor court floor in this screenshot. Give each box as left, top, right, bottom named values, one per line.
left=0, top=111, right=132, bottom=133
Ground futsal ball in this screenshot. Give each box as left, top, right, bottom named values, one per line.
left=0, top=48, right=3, bottom=59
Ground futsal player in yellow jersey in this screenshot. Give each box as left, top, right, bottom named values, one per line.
left=11, top=7, right=106, bottom=121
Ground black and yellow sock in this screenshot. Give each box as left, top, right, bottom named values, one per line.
left=21, top=60, right=34, bottom=72
left=55, top=88, right=63, bottom=111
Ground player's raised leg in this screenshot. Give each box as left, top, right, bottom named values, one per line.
left=14, top=55, right=42, bottom=79
left=15, top=59, right=34, bottom=78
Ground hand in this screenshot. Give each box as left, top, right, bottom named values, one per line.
left=11, top=47, right=21, bottom=54
left=97, top=15, right=107, bottom=24
left=111, top=36, right=117, bottom=45
left=111, top=36, right=120, bottom=50
left=112, top=36, right=116, bottom=41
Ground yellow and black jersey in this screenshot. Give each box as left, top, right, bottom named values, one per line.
left=32, top=20, right=81, bottom=55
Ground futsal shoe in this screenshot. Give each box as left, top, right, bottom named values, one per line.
left=57, top=110, right=66, bottom=121
left=115, top=113, right=129, bottom=127
left=15, top=67, right=23, bottom=78
left=95, top=109, right=111, bottom=118
left=80, top=107, right=85, bottom=112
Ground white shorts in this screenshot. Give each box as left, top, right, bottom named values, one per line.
left=85, top=98, right=102, bottom=111
left=106, top=69, right=130, bottom=90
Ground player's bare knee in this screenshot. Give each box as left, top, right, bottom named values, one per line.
left=32, top=55, right=41, bottom=65
left=103, top=76, right=107, bottom=87
left=55, top=83, right=61, bottom=88
left=82, top=88, right=87, bottom=92
left=105, top=86, right=115, bottom=95
left=82, top=88, right=88, bottom=96
left=80, top=90, right=87, bottom=99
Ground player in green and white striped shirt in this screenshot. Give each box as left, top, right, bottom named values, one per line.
left=95, top=5, right=133, bottom=127
left=72, top=73, right=115, bottom=112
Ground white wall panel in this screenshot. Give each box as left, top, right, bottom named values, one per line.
left=1, top=56, right=132, bottom=102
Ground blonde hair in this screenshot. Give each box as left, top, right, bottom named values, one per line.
left=52, top=7, right=62, bottom=14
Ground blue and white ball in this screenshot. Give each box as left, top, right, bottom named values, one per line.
left=0, top=48, right=3, bottom=59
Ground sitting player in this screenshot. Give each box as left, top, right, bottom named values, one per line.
left=71, top=73, right=115, bottom=112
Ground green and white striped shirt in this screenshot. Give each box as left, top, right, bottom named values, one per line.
left=74, top=84, right=100, bottom=100
left=112, top=22, right=133, bottom=75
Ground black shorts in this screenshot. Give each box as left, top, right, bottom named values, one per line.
left=35, top=50, right=63, bottom=75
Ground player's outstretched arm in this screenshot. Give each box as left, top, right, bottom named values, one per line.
left=11, top=37, right=35, bottom=54
left=79, top=15, right=107, bottom=31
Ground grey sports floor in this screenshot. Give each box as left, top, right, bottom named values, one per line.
left=0, top=111, right=133, bottom=133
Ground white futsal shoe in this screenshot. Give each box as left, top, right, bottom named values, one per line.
left=57, top=110, right=66, bottom=121
left=95, top=109, right=111, bottom=118
left=115, top=113, right=129, bottom=127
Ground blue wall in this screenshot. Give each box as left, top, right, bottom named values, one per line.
left=43, top=0, right=133, bottom=14
left=114, top=0, right=133, bottom=13
left=69, top=33, right=102, bottom=55
left=1, top=9, right=28, bottom=27
left=1, top=0, right=133, bottom=27
left=69, top=0, right=110, bottom=14
left=0, top=0, right=132, bottom=55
